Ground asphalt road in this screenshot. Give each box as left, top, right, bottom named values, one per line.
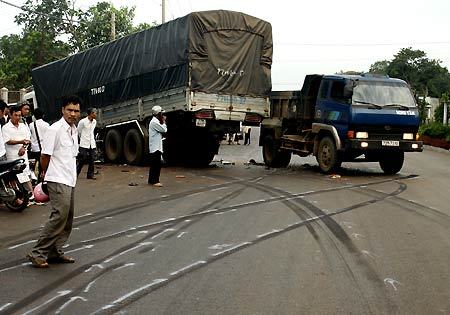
left=0, top=129, right=449, bottom=315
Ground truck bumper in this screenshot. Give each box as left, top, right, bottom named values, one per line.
left=345, top=139, right=423, bottom=152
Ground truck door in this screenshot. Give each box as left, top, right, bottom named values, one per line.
left=316, top=78, right=351, bottom=139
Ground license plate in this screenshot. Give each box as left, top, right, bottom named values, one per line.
left=195, top=119, right=206, bottom=127
left=382, top=140, right=399, bottom=146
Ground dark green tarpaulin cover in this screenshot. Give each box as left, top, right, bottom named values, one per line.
left=32, top=10, right=272, bottom=118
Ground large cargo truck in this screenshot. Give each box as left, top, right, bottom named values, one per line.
left=260, top=74, right=423, bottom=174
left=32, top=10, right=272, bottom=166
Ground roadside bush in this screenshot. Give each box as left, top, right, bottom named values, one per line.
left=419, top=123, right=450, bottom=142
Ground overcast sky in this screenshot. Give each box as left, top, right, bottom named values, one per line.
left=1, top=0, right=450, bottom=90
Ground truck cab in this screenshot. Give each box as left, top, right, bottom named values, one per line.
left=260, top=74, right=423, bottom=174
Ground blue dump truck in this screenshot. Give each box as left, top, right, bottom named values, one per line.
left=260, top=74, right=423, bottom=174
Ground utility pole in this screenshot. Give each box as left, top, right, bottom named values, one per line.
left=161, top=0, right=165, bottom=23
left=110, top=11, right=116, bottom=41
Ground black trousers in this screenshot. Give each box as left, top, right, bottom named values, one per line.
left=148, top=151, right=162, bottom=184
left=77, top=147, right=95, bottom=178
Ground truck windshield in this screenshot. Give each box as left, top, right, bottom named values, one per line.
left=352, top=81, right=416, bottom=108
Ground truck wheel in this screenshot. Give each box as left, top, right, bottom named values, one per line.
left=317, top=136, right=341, bottom=173
left=263, top=135, right=291, bottom=168
left=124, top=129, right=144, bottom=165
left=379, top=151, right=404, bottom=175
left=105, top=129, right=123, bottom=163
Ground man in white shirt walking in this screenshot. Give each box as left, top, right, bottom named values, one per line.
left=27, top=95, right=81, bottom=268
left=29, top=108, right=50, bottom=178
left=77, top=108, right=97, bottom=179
left=148, top=105, right=167, bottom=187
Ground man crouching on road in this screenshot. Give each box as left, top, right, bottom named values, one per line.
left=27, top=96, right=81, bottom=268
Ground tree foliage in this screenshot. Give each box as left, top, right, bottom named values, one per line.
left=77, top=2, right=136, bottom=50
left=0, top=0, right=156, bottom=89
left=369, top=48, right=450, bottom=98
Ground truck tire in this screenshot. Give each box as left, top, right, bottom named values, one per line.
left=317, top=136, right=341, bottom=173
left=263, top=135, right=291, bottom=168
left=186, top=132, right=217, bottom=167
left=379, top=151, right=404, bottom=175
left=105, top=129, right=123, bottom=163
left=124, top=129, right=144, bottom=165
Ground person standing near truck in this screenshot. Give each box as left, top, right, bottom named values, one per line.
left=243, top=126, right=252, bottom=145
left=2, top=106, right=34, bottom=201
left=27, top=95, right=81, bottom=268
left=29, top=108, right=50, bottom=180
left=76, top=108, right=97, bottom=179
left=148, top=105, right=167, bottom=187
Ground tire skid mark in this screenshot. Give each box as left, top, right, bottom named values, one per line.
left=353, top=184, right=450, bottom=226
left=0, top=177, right=250, bottom=248
left=0, top=175, right=417, bottom=271
left=7, top=176, right=409, bottom=314
left=0, top=174, right=417, bottom=249
left=3, top=230, right=164, bottom=315
left=247, top=180, right=404, bottom=314
left=32, top=264, right=123, bottom=315
left=92, top=191, right=405, bottom=315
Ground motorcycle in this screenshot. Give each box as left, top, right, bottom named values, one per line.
left=0, top=158, right=30, bottom=212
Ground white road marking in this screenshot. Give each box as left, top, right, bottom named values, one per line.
left=8, top=239, right=36, bottom=250
left=82, top=228, right=137, bottom=243
left=211, top=242, right=252, bottom=257
left=85, top=264, right=104, bottom=273
left=0, top=262, right=31, bottom=274
left=208, top=244, right=233, bottom=250
left=384, top=278, right=402, bottom=291
left=257, top=229, right=280, bottom=238
left=351, top=233, right=365, bottom=239
left=22, top=290, right=71, bottom=315
left=177, top=232, right=187, bottom=238
left=170, top=261, right=206, bottom=276
left=0, top=303, right=12, bottom=312
left=211, top=187, right=228, bottom=192
left=103, top=242, right=152, bottom=263
left=151, top=228, right=176, bottom=240
left=361, top=250, right=379, bottom=259
left=74, top=213, right=93, bottom=219
left=55, top=296, right=87, bottom=314
left=65, top=244, right=94, bottom=254
left=114, top=263, right=135, bottom=271
left=101, top=279, right=168, bottom=310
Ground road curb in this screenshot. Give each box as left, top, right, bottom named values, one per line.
left=423, top=145, right=450, bottom=155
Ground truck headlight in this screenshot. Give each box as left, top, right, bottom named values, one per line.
left=403, top=133, right=414, bottom=140
left=356, top=132, right=368, bottom=139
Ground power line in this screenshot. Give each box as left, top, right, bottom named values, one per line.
left=276, top=41, right=450, bottom=47
left=0, top=0, right=81, bottom=24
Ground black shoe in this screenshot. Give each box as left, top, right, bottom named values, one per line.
left=47, top=255, right=75, bottom=264
left=87, top=176, right=97, bottom=180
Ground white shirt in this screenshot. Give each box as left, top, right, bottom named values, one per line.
left=29, top=119, right=50, bottom=152
left=0, top=128, right=5, bottom=157
left=77, top=116, right=96, bottom=149
left=42, top=117, right=79, bottom=187
left=148, top=116, right=167, bottom=153
left=2, top=121, right=32, bottom=182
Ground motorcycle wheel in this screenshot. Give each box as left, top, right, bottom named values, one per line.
left=4, top=179, right=30, bottom=212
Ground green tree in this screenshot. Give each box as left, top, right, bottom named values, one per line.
left=369, top=60, right=390, bottom=74
left=0, top=32, right=69, bottom=89
left=78, top=2, right=137, bottom=50
left=369, top=48, right=450, bottom=98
